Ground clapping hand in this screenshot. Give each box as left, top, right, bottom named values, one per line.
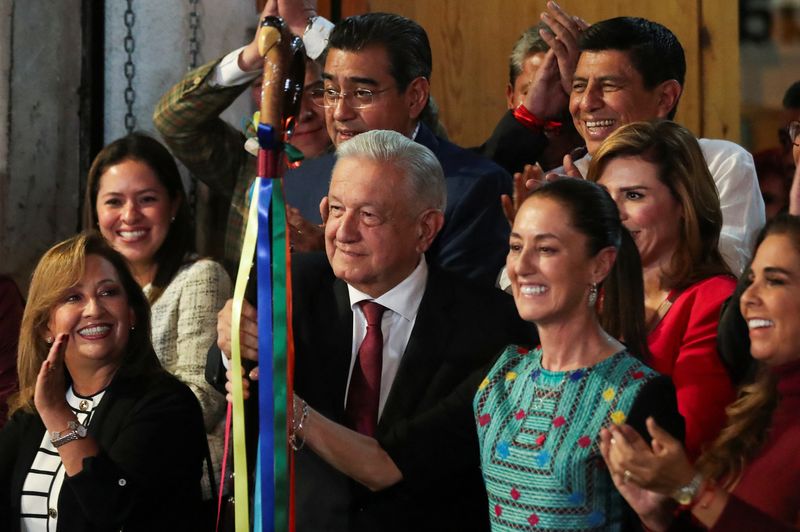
left=599, top=418, right=696, bottom=531
left=524, top=1, right=589, bottom=120
left=34, top=334, right=72, bottom=426
left=502, top=163, right=578, bottom=225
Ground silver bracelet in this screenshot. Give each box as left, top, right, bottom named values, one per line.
left=290, top=399, right=309, bottom=451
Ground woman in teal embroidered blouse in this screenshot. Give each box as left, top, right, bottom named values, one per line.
left=474, top=179, right=683, bottom=531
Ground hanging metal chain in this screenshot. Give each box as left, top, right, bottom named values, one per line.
left=123, top=0, right=136, bottom=133
left=186, top=0, right=203, bottom=216
left=188, top=0, right=201, bottom=70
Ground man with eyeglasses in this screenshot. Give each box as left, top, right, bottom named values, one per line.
left=282, top=12, right=513, bottom=287
left=786, top=120, right=800, bottom=217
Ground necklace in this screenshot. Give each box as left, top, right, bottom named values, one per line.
left=646, top=290, right=676, bottom=332
left=529, top=366, right=581, bottom=411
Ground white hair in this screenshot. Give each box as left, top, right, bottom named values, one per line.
left=334, top=129, right=446, bottom=211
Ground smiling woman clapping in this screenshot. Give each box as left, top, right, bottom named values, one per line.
left=601, top=215, right=800, bottom=530
left=0, top=233, right=205, bottom=531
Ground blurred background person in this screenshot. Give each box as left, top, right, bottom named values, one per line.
left=778, top=80, right=800, bottom=173
left=0, top=232, right=205, bottom=531
left=588, top=120, right=737, bottom=459
left=601, top=214, right=800, bottom=531
left=479, top=20, right=585, bottom=177
left=475, top=178, right=683, bottom=531
left=754, top=147, right=791, bottom=221
left=83, top=133, right=229, bottom=511
left=0, top=275, right=24, bottom=427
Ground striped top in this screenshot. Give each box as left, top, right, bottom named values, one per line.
left=474, top=345, right=657, bottom=531
left=20, top=387, right=105, bottom=532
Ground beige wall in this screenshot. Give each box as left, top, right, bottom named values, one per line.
left=362, top=1, right=739, bottom=147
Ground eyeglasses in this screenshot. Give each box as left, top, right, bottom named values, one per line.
left=310, top=86, right=395, bottom=109
left=789, top=121, right=800, bottom=146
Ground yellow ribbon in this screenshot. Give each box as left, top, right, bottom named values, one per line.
left=230, top=179, right=263, bottom=531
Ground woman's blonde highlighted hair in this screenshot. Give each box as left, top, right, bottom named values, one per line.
left=586, top=120, right=730, bottom=290
left=10, top=232, right=157, bottom=417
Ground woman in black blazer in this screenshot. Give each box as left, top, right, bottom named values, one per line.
left=0, top=232, right=206, bottom=532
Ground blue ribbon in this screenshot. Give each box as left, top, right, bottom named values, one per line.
left=255, top=175, right=275, bottom=532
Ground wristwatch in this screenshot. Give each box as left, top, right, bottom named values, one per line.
left=672, top=472, right=703, bottom=505
left=51, top=420, right=88, bottom=448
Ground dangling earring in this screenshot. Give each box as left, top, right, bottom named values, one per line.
left=587, top=283, right=598, bottom=307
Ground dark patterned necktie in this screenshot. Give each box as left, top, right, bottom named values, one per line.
left=345, top=301, right=387, bottom=436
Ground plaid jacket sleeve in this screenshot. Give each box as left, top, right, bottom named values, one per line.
left=154, top=58, right=258, bottom=263
left=153, top=58, right=251, bottom=199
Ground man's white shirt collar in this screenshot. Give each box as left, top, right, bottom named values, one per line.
left=347, top=255, right=428, bottom=322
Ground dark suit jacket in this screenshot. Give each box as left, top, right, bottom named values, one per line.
left=292, top=252, right=536, bottom=532
left=283, top=123, right=513, bottom=287
left=474, top=110, right=548, bottom=175
left=474, top=109, right=587, bottom=175
left=0, top=369, right=206, bottom=532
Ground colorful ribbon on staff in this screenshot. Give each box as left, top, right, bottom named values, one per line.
left=227, top=132, right=294, bottom=532
left=222, top=15, right=304, bottom=532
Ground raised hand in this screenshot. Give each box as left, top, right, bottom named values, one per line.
left=524, top=1, right=589, bottom=120
left=501, top=164, right=544, bottom=225
left=599, top=425, right=676, bottom=531
left=276, top=0, right=318, bottom=36
left=34, top=334, right=72, bottom=424
left=602, top=418, right=696, bottom=495
left=539, top=1, right=590, bottom=95
left=562, top=152, right=584, bottom=178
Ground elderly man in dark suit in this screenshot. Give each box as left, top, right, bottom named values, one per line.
left=219, top=130, right=534, bottom=532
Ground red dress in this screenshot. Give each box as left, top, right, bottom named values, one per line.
left=711, top=359, right=800, bottom=529
left=646, top=275, right=737, bottom=459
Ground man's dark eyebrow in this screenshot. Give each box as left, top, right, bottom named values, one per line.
left=322, top=73, right=380, bottom=86
left=572, top=75, right=628, bottom=84
left=597, top=75, right=628, bottom=84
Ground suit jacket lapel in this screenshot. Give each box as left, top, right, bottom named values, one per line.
left=328, top=278, right=354, bottom=416
left=378, top=269, right=451, bottom=431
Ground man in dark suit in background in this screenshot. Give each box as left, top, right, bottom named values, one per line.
left=220, top=130, right=534, bottom=531
left=283, top=12, right=513, bottom=287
